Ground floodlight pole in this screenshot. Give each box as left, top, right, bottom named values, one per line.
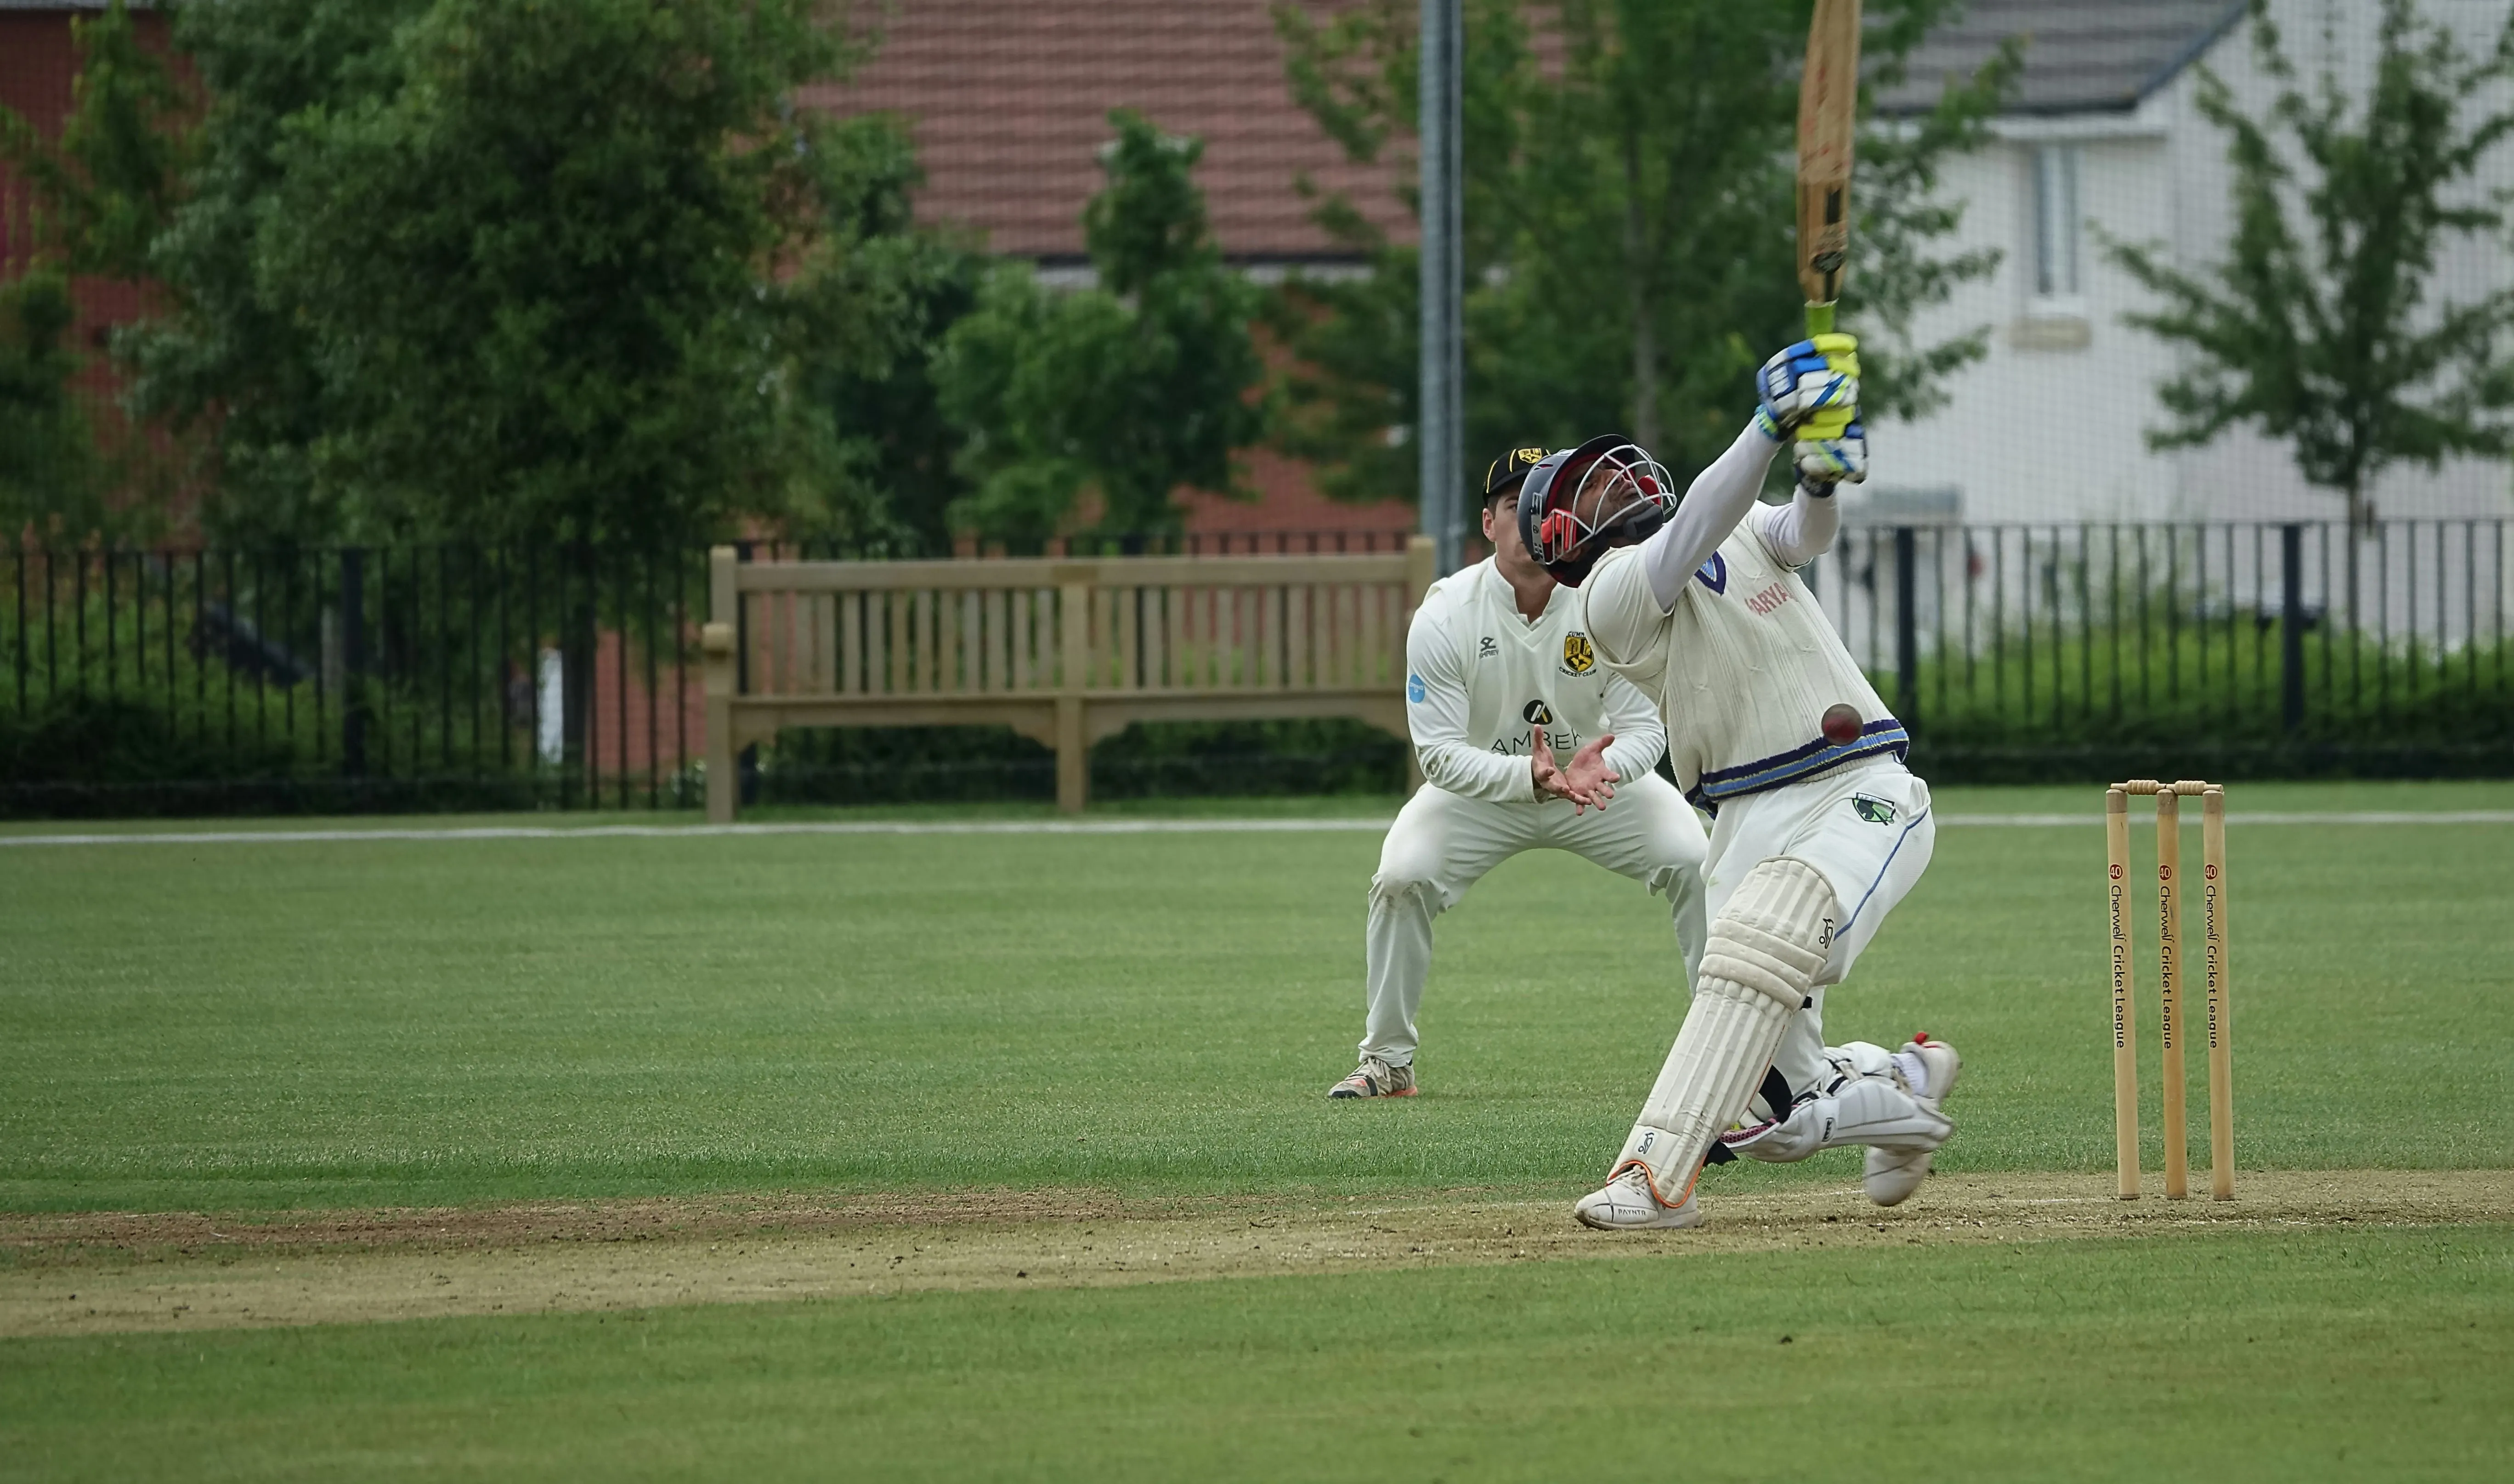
left=1418, top=0, right=1465, bottom=575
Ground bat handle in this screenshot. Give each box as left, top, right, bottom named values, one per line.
left=1804, top=302, right=1835, bottom=338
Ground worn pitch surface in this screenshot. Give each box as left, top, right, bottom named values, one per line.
left=1, top=1169, right=2505, bottom=1337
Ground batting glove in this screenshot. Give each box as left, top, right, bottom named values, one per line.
left=1753, top=333, right=1861, bottom=442
left=1793, top=423, right=1867, bottom=490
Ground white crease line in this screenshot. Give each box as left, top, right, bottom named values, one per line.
left=0, top=819, right=1398, bottom=846
left=3, top=810, right=2512, bottom=847
left=1936, top=811, right=2514, bottom=827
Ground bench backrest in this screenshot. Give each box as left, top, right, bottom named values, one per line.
left=700, top=539, right=1437, bottom=816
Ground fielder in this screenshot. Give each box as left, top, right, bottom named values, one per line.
left=1514, top=334, right=1960, bottom=1227
left=1328, top=448, right=1710, bottom=1099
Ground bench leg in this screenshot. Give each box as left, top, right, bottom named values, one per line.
left=1055, top=696, right=1086, bottom=813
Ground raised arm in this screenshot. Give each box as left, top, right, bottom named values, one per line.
left=1751, top=482, right=1843, bottom=569
left=1639, top=421, right=1784, bottom=610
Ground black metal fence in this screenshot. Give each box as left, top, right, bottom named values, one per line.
left=1803, top=517, right=2514, bottom=777
left=7, top=518, right=2511, bottom=816
left=742, top=528, right=1426, bottom=561
left=0, top=543, right=708, bottom=816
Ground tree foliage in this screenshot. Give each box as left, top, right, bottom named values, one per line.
left=2107, top=0, right=2514, bottom=537
left=127, top=0, right=928, bottom=553
left=1267, top=0, right=2013, bottom=504
left=934, top=111, right=1269, bottom=546
left=0, top=0, right=193, bottom=538
left=0, top=0, right=193, bottom=282
left=0, top=273, right=100, bottom=538
left=794, top=118, right=989, bottom=557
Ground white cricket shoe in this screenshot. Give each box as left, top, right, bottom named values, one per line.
left=1326, top=1056, right=1416, bottom=1099
left=1573, top=1164, right=1702, bottom=1230
left=1864, top=1033, right=1961, bottom=1207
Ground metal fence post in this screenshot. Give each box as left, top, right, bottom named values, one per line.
left=2280, top=523, right=2306, bottom=734
left=564, top=540, right=595, bottom=806
left=1894, top=525, right=1919, bottom=721
left=340, top=547, right=367, bottom=777
left=1417, top=0, right=1464, bottom=575
left=733, top=541, right=758, bottom=805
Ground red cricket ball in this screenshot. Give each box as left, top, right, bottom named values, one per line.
left=1821, top=703, right=1862, bottom=745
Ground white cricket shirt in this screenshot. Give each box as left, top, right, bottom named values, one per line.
left=1581, top=506, right=1901, bottom=808
left=1404, top=557, right=1667, bottom=803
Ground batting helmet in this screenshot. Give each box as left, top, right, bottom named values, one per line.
left=1515, top=434, right=1677, bottom=586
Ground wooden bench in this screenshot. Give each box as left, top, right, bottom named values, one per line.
left=699, top=539, right=1437, bottom=818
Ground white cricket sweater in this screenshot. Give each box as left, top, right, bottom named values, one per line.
left=1404, top=557, right=1667, bottom=803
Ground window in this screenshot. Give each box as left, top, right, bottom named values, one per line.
left=2031, top=144, right=2082, bottom=303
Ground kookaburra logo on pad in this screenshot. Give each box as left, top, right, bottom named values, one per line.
left=1561, top=633, right=1595, bottom=675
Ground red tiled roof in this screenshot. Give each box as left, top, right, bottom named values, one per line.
left=804, top=0, right=1411, bottom=260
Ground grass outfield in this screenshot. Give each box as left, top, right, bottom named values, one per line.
left=3, top=782, right=2512, bottom=1211
left=5, top=1227, right=2508, bottom=1481
left=3, top=782, right=2511, bottom=1478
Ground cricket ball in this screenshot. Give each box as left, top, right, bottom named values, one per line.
left=1821, top=703, right=1862, bottom=745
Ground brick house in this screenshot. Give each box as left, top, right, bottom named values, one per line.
left=1, top=0, right=1423, bottom=544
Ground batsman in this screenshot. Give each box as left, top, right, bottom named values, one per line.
left=1515, top=339, right=1958, bottom=1229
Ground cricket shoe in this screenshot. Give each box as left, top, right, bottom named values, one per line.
left=1326, top=1057, right=1416, bottom=1099
left=1864, top=1033, right=1961, bottom=1208
left=1572, top=1163, right=1702, bottom=1231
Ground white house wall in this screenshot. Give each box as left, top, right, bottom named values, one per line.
left=1865, top=0, right=2514, bottom=529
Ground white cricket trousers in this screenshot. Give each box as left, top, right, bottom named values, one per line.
left=1700, top=756, right=1935, bottom=1109
left=1362, top=772, right=1708, bottom=1066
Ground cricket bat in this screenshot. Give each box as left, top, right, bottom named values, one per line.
left=1796, top=0, right=1863, bottom=337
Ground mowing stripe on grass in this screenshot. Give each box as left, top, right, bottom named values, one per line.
left=0, top=819, right=1392, bottom=847
left=5, top=809, right=2514, bottom=847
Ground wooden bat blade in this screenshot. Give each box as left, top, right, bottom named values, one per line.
left=1797, top=0, right=1863, bottom=326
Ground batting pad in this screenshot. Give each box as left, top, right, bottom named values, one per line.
left=1615, top=857, right=1836, bottom=1203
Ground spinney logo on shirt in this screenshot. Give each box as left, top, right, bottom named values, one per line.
left=1560, top=633, right=1595, bottom=675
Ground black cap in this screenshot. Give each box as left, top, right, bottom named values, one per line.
left=1484, top=445, right=1549, bottom=500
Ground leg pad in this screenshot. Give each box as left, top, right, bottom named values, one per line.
left=1614, top=858, right=1840, bottom=1202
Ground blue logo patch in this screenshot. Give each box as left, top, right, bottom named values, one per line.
left=1695, top=553, right=1728, bottom=594
left=1407, top=672, right=1427, bottom=704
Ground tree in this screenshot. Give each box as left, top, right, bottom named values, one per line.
left=794, top=115, right=988, bottom=558
left=130, top=0, right=907, bottom=554
left=0, top=273, right=100, bottom=538
left=934, top=111, right=1270, bottom=547
left=1267, top=0, right=2014, bottom=504
left=0, top=0, right=194, bottom=538
left=1267, top=0, right=2011, bottom=505
left=2107, top=0, right=2514, bottom=593
left=120, top=0, right=420, bottom=544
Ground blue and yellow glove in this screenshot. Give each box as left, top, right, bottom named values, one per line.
left=1751, top=333, right=1865, bottom=490
left=1791, top=423, right=1865, bottom=488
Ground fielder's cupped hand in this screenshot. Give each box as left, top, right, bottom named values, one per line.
left=1531, top=723, right=1620, bottom=812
